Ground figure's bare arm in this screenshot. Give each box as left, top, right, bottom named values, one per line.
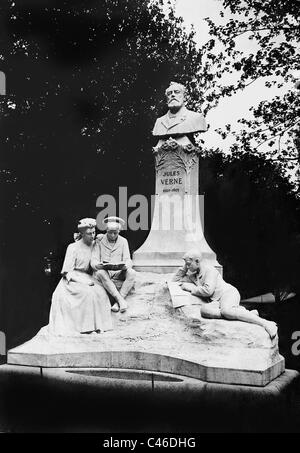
left=172, top=265, right=188, bottom=282
left=191, top=269, right=217, bottom=298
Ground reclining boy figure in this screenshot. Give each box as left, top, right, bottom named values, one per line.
left=172, top=250, right=278, bottom=339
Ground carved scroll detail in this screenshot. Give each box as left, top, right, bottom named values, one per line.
left=153, top=138, right=200, bottom=174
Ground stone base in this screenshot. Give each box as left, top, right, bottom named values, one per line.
left=8, top=273, right=285, bottom=387
left=0, top=364, right=298, bottom=432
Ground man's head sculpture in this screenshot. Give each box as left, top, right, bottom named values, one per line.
left=165, top=82, right=186, bottom=113
left=152, top=81, right=207, bottom=138
left=103, top=216, right=125, bottom=243
left=182, top=249, right=203, bottom=273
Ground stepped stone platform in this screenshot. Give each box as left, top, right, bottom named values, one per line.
left=8, top=273, right=285, bottom=386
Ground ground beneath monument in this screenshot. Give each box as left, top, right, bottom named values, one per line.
left=8, top=273, right=284, bottom=386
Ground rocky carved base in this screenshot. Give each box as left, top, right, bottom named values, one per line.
left=8, top=273, right=284, bottom=386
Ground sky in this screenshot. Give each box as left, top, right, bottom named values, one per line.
left=167, top=0, right=296, bottom=154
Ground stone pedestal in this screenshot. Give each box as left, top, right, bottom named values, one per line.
left=0, top=364, right=298, bottom=432
left=133, top=138, right=221, bottom=273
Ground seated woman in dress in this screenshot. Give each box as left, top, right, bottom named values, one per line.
left=48, top=218, right=113, bottom=336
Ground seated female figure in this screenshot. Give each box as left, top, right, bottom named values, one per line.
left=48, top=218, right=113, bottom=336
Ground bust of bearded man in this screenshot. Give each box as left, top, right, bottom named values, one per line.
left=152, top=82, right=207, bottom=144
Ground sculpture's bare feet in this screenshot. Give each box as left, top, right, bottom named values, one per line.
left=118, top=297, right=128, bottom=313
left=111, top=303, right=120, bottom=313
left=250, top=310, right=259, bottom=316
left=264, top=320, right=278, bottom=339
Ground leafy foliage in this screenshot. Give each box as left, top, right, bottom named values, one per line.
left=0, top=0, right=203, bottom=246
left=205, top=0, right=300, bottom=171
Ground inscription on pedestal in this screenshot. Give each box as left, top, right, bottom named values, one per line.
left=158, top=169, right=185, bottom=194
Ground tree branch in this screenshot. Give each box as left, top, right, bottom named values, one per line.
left=231, top=26, right=298, bottom=40
left=243, top=76, right=260, bottom=88
left=255, top=119, right=300, bottom=149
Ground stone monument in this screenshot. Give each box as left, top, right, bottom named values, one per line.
left=7, top=82, right=294, bottom=411
left=133, top=82, right=221, bottom=273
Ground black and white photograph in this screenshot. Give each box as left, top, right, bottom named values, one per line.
left=0, top=0, right=299, bottom=436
